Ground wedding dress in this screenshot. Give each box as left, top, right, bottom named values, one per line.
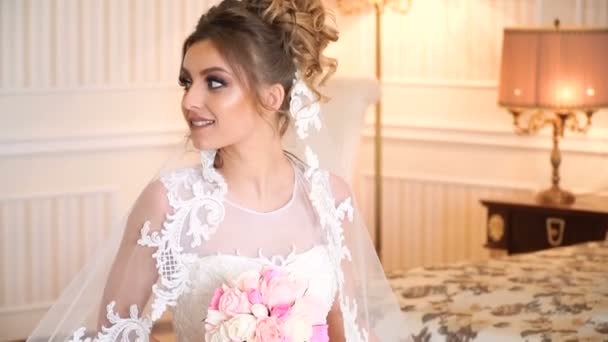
left=28, top=77, right=406, bottom=342
left=167, top=156, right=338, bottom=340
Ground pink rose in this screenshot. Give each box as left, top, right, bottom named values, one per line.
left=311, top=324, right=329, bottom=342
left=219, top=288, right=251, bottom=316
left=262, top=267, right=281, bottom=283
left=261, top=273, right=307, bottom=308
left=209, top=288, right=224, bottom=310
left=247, top=288, right=263, bottom=305
left=255, top=317, right=284, bottom=342
left=270, top=304, right=292, bottom=322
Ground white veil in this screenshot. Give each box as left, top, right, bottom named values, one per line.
left=282, top=77, right=406, bottom=341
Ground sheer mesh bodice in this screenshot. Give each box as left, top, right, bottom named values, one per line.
left=162, top=157, right=337, bottom=340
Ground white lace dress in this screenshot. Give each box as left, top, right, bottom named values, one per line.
left=29, top=77, right=405, bottom=342
left=162, top=160, right=338, bottom=341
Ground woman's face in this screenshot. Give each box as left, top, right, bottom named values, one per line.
left=180, top=40, right=261, bottom=150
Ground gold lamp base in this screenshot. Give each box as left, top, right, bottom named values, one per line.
left=509, top=109, right=595, bottom=208
left=536, top=186, right=575, bottom=205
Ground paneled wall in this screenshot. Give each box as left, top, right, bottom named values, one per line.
left=0, top=190, right=116, bottom=340
left=0, top=0, right=219, bottom=89
left=344, top=0, right=608, bottom=270
left=357, top=172, right=532, bottom=271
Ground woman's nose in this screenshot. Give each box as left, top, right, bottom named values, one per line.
left=182, top=85, right=204, bottom=110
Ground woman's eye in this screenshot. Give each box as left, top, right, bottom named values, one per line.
left=179, top=78, right=192, bottom=91
left=207, top=77, right=225, bottom=90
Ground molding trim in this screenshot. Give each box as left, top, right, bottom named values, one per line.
left=0, top=129, right=187, bottom=156
left=1, top=187, right=118, bottom=201
left=0, top=83, right=180, bottom=96
left=360, top=171, right=608, bottom=197
left=381, top=77, right=497, bottom=90
left=0, top=302, right=52, bottom=341
left=4, top=121, right=607, bottom=158
left=363, top=121, right=608, bottom=156
left=361, top=170, right=536, bottom=192
left=0, top=302, right=173, bottom=340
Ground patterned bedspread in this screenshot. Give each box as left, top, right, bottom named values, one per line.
left=388, top=241, right=608, bottom=341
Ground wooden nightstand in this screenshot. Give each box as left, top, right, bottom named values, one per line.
left=481, top=196, right=608, bottom=255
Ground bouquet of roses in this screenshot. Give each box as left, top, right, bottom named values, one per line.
left=204, top=266, right=330, bottom=342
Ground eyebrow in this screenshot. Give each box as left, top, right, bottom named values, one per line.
left=180, top=66, right=230, bottom=77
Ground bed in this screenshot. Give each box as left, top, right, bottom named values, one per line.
left=388, top=241, right=608, bottom=341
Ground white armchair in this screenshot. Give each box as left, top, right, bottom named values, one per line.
left=320, top=77, right=381, bottom=183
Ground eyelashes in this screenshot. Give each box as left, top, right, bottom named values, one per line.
left=178, top=75, right=191, bottom=91
left=178, top=75, right=227, bottom=91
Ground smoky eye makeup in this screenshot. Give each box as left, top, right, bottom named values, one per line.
left=178, top=77, right=192, bottom=90
left=178, top=69, right=192, bottom=90
left=178, top=65, right=232, bottom=91
left=206, top=75, right=228, bottom=90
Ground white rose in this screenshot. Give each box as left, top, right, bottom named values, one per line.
left=285, top=319, right=312, bottom=342
left=205, top=309, right=227, bottom=327
left=283, top=301, right=314, bottom=342
left=205, top=324, right=230, bottom=342
left=251, top=304, right=269, bottom=319
left=226, top=314, right=257, bottom=341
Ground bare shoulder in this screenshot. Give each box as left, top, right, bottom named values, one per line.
left=135, top=179, right=171, bottom=214
left=328, top=173, right=352, bottom=204
left=125, top=179, right=171, bottom=238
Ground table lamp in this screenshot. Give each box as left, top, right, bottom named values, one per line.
left=498, top=20, right=608, bottom=205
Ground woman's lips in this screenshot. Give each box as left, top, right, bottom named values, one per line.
left=188, top=116, right=216, bottom=130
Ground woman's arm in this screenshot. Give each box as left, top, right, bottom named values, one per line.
left=328, top=296, right=382, bottom=342
left=327, top=174, right=383, bottom=342
left=97, top=180, right=170, bottom=340
left=327, top=295, right=346, bottom=341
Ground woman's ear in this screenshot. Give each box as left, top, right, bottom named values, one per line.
left=263, top=83, right=286, bottom=112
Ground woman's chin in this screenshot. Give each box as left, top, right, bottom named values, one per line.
left=192, top=138, right=219, bottom=151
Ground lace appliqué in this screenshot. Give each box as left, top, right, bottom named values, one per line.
left=290, top=74, right=369, bottom=341
left=256, top=246, right=301, bottom=266
left=69, top=302, right=151, bottom=342
left=214, top=245, right=319, bottom=267
left=68, top=150, right=226, bottom=339
left=304, top=149, right=367, bottom=342
left=290, top=78, right=368, bottom=341
left=290, top=76, right=322, bottom=139
left=138, top=150, right=227, bottom=321
left=67, top=151, right=225, bottom=340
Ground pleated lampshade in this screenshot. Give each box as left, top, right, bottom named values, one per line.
left=498, top=28, right=608, bottom=111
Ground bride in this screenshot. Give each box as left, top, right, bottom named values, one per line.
left=28, top=0, right=404, bottom=341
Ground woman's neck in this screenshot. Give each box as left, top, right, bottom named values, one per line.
left=218, top=135, right=294, bottom=208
